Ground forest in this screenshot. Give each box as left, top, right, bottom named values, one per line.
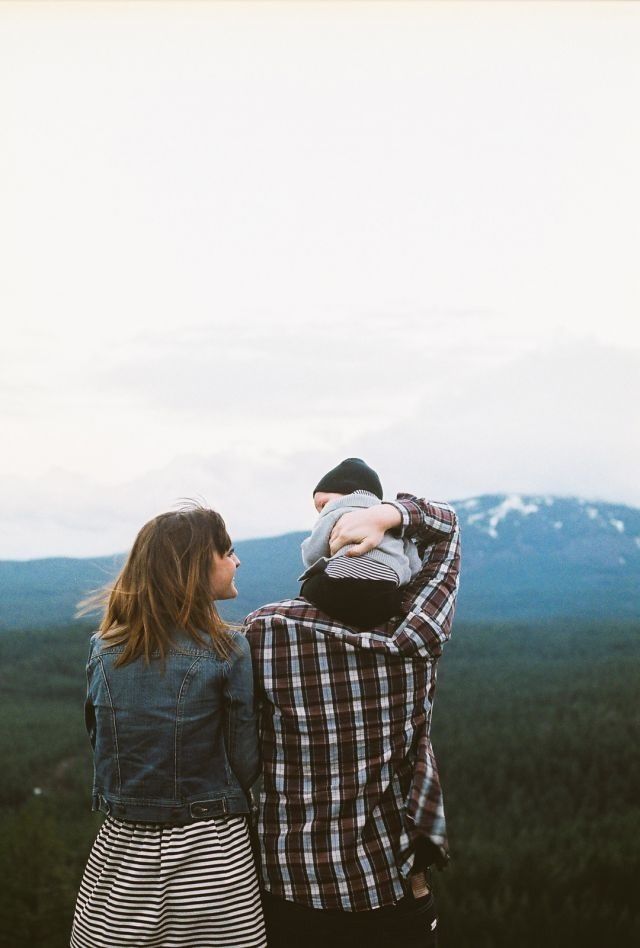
left=0, top=620, right=638, bottom=947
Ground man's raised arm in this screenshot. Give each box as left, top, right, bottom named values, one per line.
left=330, top=493, right=461, bottom=661
left=391, top=494, right=460, bottom=661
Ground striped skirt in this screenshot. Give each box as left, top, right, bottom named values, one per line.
left=70, top=815, right=266, bottom=948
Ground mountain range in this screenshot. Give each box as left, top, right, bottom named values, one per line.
left=1, top=494, right=638, bottom=630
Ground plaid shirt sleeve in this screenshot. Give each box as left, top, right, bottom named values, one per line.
left=386, top=495, right=460, bottom=857
left=385, top=494, right=461, bottom=661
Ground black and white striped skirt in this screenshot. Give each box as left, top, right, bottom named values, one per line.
left=70, top=815, right=266, bottom=947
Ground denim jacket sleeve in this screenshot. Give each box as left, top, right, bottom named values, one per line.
left=223, top=633, right=260, bottom=792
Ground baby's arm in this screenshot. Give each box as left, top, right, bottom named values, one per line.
left=301, top=507, right=348, bottom=567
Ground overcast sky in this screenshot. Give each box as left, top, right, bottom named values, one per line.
left=1, top=1, right=639, bottom=558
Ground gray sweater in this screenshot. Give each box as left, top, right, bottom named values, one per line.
left=299, top=491, right=422, bottom=585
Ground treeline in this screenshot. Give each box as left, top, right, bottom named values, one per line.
left=0, top=621, right=639, bottom=946
left=430, top=620, right=640, bottom=947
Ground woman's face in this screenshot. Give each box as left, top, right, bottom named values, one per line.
left=210, top=547, right=241, bottom=600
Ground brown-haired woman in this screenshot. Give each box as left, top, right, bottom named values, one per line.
left=70, top=505, right=266, bottom=947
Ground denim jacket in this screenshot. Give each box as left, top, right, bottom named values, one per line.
left=85, top=628, right=260, bottom=824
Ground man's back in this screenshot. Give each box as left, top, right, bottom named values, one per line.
left=244, top=495, right=460, bottom=912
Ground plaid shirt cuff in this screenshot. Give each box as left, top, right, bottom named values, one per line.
left=382, top=500, right=411, bottom=535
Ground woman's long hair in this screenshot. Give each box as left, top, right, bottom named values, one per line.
left=78, top=504, right=235, bottom=667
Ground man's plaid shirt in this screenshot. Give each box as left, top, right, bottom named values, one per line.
left=243, top=495, right=460, bottom=911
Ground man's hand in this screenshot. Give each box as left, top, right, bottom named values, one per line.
left=329, top=503, right=402, bottom=557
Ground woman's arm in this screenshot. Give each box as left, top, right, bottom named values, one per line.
left=223, top=634, right=260, bottom=792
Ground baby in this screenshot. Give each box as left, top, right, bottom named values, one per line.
left=299, top=458, right=422, bottom=629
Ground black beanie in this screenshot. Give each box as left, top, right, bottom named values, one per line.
left=313, top=458, right=383, bottom=500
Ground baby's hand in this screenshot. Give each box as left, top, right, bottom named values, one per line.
left=329, top=504, right=401, bottom=557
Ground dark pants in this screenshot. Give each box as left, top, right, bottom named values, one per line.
left=262, top=889, right=438, bottom=948
left=301, top=574, right=403, bottom=629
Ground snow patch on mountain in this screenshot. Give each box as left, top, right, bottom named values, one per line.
left=454, top=494, right=640, bottom=552
left=466, top=494, right=540, bottom=538
left=458, top=498, right=480, bottom=510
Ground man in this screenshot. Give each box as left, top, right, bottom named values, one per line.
left=243, top=483, right=460, bottom=947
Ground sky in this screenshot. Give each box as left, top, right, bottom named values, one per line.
left=1, top=1, right=639, bottom=559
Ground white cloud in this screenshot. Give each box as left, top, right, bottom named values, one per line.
left=355, top=341, right=640, bottom=506
left=1, top=3, right=639, bottom=555
left=2, top=339, right=637, bottom=558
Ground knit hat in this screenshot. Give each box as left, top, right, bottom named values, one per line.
left=313, top=458, right=383, bottom=500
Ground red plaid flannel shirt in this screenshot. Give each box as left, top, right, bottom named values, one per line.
left=244, top=495, right=460, bottom=911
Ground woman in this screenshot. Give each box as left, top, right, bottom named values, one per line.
left=70, top=505, right=266, bottom=948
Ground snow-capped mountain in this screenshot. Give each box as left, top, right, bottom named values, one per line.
left=1, top=495, right=638, bottom=629
left=456, top=493, right=639, bottom=545
left=453, top=494, right=640, bottom=620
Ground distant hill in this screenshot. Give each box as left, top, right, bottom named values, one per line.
left=452, top=494, right=640, bottom=620
left=1, top=494, right=639, bottom=630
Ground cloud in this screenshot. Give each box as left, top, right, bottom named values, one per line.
left=354, top=340, right=640, bottom=505
left=2, top=339, right=638, bottom=559
left=79, top=308, right=533, bottom=427
left=0, top=448, right=327, bottom=559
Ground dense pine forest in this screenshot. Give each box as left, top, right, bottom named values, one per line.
left=0, top=621, right=638, bottom=947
